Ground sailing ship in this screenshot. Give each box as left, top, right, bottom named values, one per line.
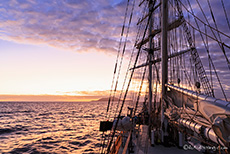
left=99, top=0, right=230, bottom=153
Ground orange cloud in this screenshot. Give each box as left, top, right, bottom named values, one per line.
left=0, top=94, right=100, bottom=102
left=62, top=90, right=111, bottom=96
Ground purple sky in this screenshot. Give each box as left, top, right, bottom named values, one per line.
left=0, top=0, right=128, bottom=53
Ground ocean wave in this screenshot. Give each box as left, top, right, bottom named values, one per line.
left=0, top=101, right=117, bottom=153
left=0, top=110, right=34, bottom=114
left=0, top=128, right=14, bottom=135
left=0, top=125, right=28, bottom=135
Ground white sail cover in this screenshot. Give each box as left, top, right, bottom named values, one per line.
left=166, top=84, right=230, bottom=147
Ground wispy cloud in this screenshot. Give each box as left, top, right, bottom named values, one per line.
left=0, top=0, right=129, bottom=53
left=60, top=90, right=110, bottom=96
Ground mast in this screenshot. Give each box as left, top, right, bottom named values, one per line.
left=148, top=0, right=154, bottom=145
left=160, top=0, right=168, bottom=140
left=161, top=0, right=168, bottom=100
left=148, top=0, right=153, bottom=128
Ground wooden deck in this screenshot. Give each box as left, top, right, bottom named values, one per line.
left=118, top=125, right=201, bottom=154
left=132, top=143, right=201, bottom=154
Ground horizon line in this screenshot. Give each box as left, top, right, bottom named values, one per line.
left=0, top=94, right=106, bottom=102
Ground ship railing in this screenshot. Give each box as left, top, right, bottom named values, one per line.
left=108, top=130, right=132, bottom=154
left=121, top=130, right=132, bottom=154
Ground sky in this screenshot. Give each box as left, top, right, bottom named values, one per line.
left=0, top=0, right=230, bottom=101
left=0, top=0, right=129, bottom=101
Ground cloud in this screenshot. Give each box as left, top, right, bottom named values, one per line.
left=0, top=0, right=133, bottom=53
left=0, top=94, right=100, bottom=102
left=61, top=90, right=111, bottom=97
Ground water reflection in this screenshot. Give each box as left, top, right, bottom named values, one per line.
left=0, top=101, right=113, bottom=154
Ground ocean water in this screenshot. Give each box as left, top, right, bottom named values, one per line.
left=0, top=101, right=125, bottom=154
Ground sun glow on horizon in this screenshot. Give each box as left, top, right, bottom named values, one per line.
left=0, top=0, right=134, bottom=101
left=0, top=94, right=102, bottom=102
left=0, top=39, right=116, bottom=97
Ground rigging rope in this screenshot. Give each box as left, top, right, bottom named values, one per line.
left=186, top=0, right=228, bottom=101
left=113, top=0, right=150, bottom=118
left=221, top=0, right=230, bottom=32
left=195, top=0, right=230, bottom=71
left=102, top=0, right=144, bottom=153
left=112, top=0, right=137, bottom=118
left=177, top=0, right=230, bottom=40
left=134, top=58, right=148, bottom=116
left=103, top=2, right=150, bottom=152
left=207, top=0, right=230, bottom=70
left=175, top=0, right=214, bottom=97
left=106, top=5, right=153, bottom=153
left=108, top=0, right=135, bottom=120
left=184, top=20, right=230, bottom=50
left=106, top=0, right=131, bottom=115
left=177, top=0, right=230, bottom=72
left=101, top=0, right=131, bottom=153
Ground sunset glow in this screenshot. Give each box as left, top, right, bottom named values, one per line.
left=0, top=40, right=117, bottom=101
left=0, top=0, right=129, bottom=101
left=0, top=40, right=115, bottom=96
